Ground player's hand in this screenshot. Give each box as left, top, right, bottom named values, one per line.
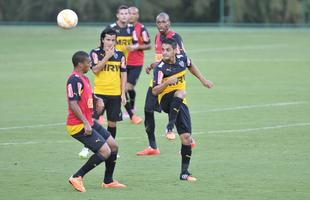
left=121, top=93, right=126, bottom=105
left=84, top=122, right=92, bottom=136
left=201, top=79, right=214, bottom=88
left=105, top=46, right=115, bottom=59
left=166, top=77, right=178, bottom=85
left=96, top=98, right=104, bottom=114
left=126, top=45, right=136, bottom=52
left=146, top=63, right=156, bottom=74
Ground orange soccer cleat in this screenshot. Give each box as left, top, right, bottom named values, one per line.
left=69, top=176, right=86, bottom=192
left=131, top=115, right=142, bottom=125
left=191, top=138, right=196, bottom=149
left=102, top=180, right=127, bottom=188
left=136, top=147, right=160, bottom=156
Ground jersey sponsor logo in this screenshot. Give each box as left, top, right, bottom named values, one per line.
left=116, top=36, right=132, bottom=46
left=102, top=64, right=121, bottom=72
left=168, top=75, right=185, bottom=86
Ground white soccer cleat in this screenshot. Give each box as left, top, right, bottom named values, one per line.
left=78, top=147, right=90, bottom=159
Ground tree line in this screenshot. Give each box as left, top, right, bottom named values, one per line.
left=0, top=0, right=309, bottom=24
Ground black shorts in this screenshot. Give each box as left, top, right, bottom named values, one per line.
left=72, top=121, right=111, bottom=153
left=93, top=94, right=122, bottom=122
left=160, top=91, right=192, bottom=135
left=144, top=87, right=161, bottom=113
left=127, top=65, right=142, bottom=86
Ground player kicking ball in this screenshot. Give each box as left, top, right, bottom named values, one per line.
left=151, top=38, right=213, bottom=181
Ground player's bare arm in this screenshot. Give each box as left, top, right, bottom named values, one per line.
left=152, top=76, right=177, bottom=95
left=69, top=100, right=92, bottom=135
left=188, top=62, right=214, bottom=88
left=93, top=94, right=104, bottom=114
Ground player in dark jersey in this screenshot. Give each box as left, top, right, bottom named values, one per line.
left=66, top=51, right=126, bottom=192
left=136, top=12, right=186, bottom=156
left=122, top=6, right=151, bottom=120
left=106, top=5, right=142, bottom=125
left=152, top=38, right=213, bottom=182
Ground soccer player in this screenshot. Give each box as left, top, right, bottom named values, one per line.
left=66, top=51, right=126, bottom=192
left=123, top=6, right=151, bottom=119
left=106, top=5, right=142, bottom=124
left=152, top=38, right=213, bottom=181
left=136, top=12, right=186, bottom=156
left=90, top=28, right=126, bottom=139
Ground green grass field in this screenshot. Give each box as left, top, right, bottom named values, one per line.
left=0, top=25, right=310, bottom=200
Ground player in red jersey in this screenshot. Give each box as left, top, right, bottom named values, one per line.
left=66, top=51, right=126, bottom=192
left=123, top=6, right=151, bottom=120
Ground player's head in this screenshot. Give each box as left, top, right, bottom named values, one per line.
left=72, top=51, right=91, bottom=73
left=128, top=6, right=139, bottom=24
left=100, top=28, right=117, bottom=49
left=116, top=5, right=129, bottom=24
left=156, top=12, right=170, bottom=34
left=161, top=38, right=177, bottom=61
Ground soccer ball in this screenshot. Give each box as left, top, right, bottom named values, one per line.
left=57, top=9, right=78, bottom=29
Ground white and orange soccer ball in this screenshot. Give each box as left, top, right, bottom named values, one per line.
left=57, top=9, right=78, bottom=29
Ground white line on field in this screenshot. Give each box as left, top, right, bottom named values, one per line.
left=0, top=122, right=309, bottom=146
left=0, top=101, right=307, bottom=131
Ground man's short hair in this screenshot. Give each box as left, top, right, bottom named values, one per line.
left=162, top=38, right=177, bottom=49
left=100, top=28, right=117, bottom=47
left=117, top=5, right=128, bottom=13
left=72, top=51, right=89, bottom=67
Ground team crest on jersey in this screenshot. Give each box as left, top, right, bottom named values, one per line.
left=127, top=27, right=131, bottom=34
left=179, top=60, right=185, bottom=68
left=114, top=53, right=118, bottom=59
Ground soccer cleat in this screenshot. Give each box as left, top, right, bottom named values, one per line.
left=180, top=173, right=197, bottom=182
left=136, top=147, right=160, bottom=156
left=98, top=115, right=106, bottom=125
left=131, top=115, right=142, bottom=125
left=191, top=138, right=196, bottom=149
left=165, top=131, right=176, bottom=140
left=122, top=111, right=130, bottom=119
left=69, top=176, right=86, bottom=192
left=78, top=147, right=90, bottom=159
left=102, top=180, right=127, bottom=188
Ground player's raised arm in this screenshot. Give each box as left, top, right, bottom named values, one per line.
left=187, top=57, right=214, bottom=88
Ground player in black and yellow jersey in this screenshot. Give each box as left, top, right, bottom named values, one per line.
left=78, top=28, right=127, bottom=158
left=136, top=13, right=186, bottom=156
left=152, top=38, right=214, bottom=182
left=106, top=5, right=142, bottom=124
left=91, top=28, right=127, bottom=138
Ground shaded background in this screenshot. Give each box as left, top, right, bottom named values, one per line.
left=0, top=0, right=310, bottom=25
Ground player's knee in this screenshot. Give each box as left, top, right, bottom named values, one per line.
left=108, top=121, right=116, bottom=127
left=180, top=133, right=192, bottom=145
left=174, top=90, right=186, bottom=99
left=98, top=143, right=111, bottom=158
left=108, top=138, right=118, bottom=152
